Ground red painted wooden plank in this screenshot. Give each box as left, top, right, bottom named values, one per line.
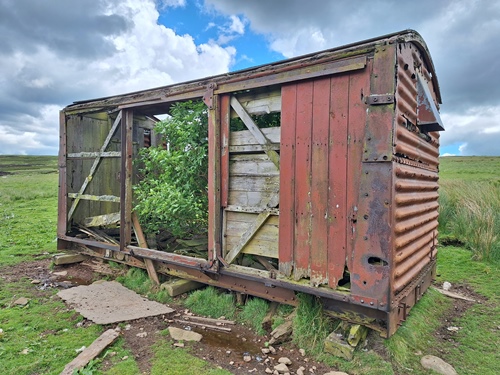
left=310, top=77, right=331, bottom=286
left=293, top=81, right=313, bottom=280
left=207, top=96, right=221, bottom=266
left=278, top=84, right=297, bottom=277
left=345, top=71, right=370, bottom=272
left=220, top=94, right=230, bottom=208
left=326, top=74, right=350, bottom=288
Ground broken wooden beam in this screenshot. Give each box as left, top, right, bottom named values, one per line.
left=83, top=212, right=120, bottom=227
left=60, top=329, right=119, bottom=375
left=53, top=253, right=88, bottom=266
left=174, top=319, right=232, bottom=332
left=432, top=287, right=477, bottom=303
left=132, top=212, right=160, bottom=286
left=160, top=278, right=204, bottom=297
left=181, top=315, right=236, bottom=325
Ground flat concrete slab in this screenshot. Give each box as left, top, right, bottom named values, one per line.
left=57, top=281, right=174, bottom=324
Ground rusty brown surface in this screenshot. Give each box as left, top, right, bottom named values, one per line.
left=57, top=30, right=444, bottom=337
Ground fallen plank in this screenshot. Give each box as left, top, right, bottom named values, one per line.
left=432, top=287, right=477, bottom=302
left=83, top=212, right=120, bottom=227
left=174, top=319, right=232, bottom=332
left=60, top=329, right=119, bottom=375
left=161, top=278, right=204, bottom=297
left=181, top=315, right=236, bottom=325
left=132, top=212, right=160, bottom=286
left=53, top=253, right=88, bottom=265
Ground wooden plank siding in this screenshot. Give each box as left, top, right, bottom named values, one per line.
left=278, top=72, right=369, bottom=286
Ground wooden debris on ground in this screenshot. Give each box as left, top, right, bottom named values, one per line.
left=432, top=287, right=477, bottom=302
left=60, top=329, right=119, bottom=375
left=160, top=278, right=204, bottom=297
left=174, top=319, right=232, bottom=332
left=53, top=253, right=88, bottom=266
left=261, top=301, right=280, bottom=332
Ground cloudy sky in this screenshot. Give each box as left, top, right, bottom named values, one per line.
left=0, top=0, right=499, bottom=156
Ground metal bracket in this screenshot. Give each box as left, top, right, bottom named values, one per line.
left=203, top=82, right=217, bottom=109
left=366, top=94, right=394, bottom=105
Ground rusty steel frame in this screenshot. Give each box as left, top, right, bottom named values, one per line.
left=57, top=30, right=443, bottom=337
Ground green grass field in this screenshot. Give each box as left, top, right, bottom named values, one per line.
left=1, top=155, right=499, bottom=374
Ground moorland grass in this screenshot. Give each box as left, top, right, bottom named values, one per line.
left=439, top=157, right=500, bottom=262
left=184, top=286, right=236, bottom=320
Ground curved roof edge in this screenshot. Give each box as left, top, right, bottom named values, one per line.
left=66, top=29, right=441, bottom=110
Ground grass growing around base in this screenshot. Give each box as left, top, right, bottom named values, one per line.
left=184, top=286, right=236, bottom=320
left=239, top=297, right=269, bottom=335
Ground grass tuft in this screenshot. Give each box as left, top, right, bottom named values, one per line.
left=239, top=297, right=269, bottom=335
left=292, top=293, right=336, bottom=356
left=184, top=286, right=236, bottom=319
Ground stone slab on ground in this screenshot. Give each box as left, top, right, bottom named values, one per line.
left=168, top=326, right=203, bottom=342
left=57, top=281, right=174, bottom=324
left=54, top=253, right=88, bottom=265
left=420, top=355, right=458, bottom=375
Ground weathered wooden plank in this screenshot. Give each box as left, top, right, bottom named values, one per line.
left=230, top=96, right=280, bottom=170
left=208, top=94, right=221, bottom=267
left=161, top=278, right=204, bottom=297
left=310, top=77, right=331, bottom=286
left=68, top=193, right=121, bottom=202
left=58, top=111, right=68, bottom=238
left=226, top=223, right=279, bottom=243
left=121, top=110, right=133, bottom=250
left=221, top=94, right=231, bottom=207
left=294, top=80, right=314, bottom=280
left=60, top=329, right=120, bottom=375
left=229, top=159, right=279, bottom=176
left=229, top=175, right=280, bottom=192
left=225, top=205, right=280, bottom=215
left=83, top=212, right=120, bottom=227
left=231, top=89, right=281, bottom=118
left=229, top=144, right=280, bottom=153
left=328, top=74, right=349, bottom=288
left=228, top=190, right=279, bottom=207
left=226, top=237, right=278, bottom=258
left=67, top=151, right=121, bottom=158
left=230, top=127, right=280, bottom=146
left=278, top=84, right=297, bottom=276
left=225, top=211, right=271, bottom=264
left=132, top=212, right=160, bottom=286
left=226, top=211, right=279, bottom=224
left=67, top=111, right=122, bottom=222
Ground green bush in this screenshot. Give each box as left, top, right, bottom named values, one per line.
left=134, top=100, right=208, bottom=238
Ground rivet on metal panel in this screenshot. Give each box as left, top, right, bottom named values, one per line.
left=363, top=214, right=369, bottom=220
left=360, top=299, right=364, bottom=304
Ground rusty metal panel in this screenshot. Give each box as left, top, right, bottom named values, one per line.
left=278, top=84, right=297, bottom=277
left=293, top=80, right=314, bottom=280
left=310, top=77, right=331, bottom=286
left=392, top=41, right=441, bottom=294
left=327, top=75, right=349, bottom=288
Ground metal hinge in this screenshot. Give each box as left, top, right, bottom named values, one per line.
left=366, top=94, right=394, bottom=105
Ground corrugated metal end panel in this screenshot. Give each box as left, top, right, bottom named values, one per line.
left=392, top=42, right=440, bottom=294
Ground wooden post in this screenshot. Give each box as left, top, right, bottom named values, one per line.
left=120, top=110, right=133, bottom=250
left=132, top=212, right=160, bottom=286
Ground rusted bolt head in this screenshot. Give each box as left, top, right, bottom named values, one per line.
left=373, top=97, right=378, bottom=102
left=360, top=299, right=364, bottom=303
left=387, top=96, right=392, bottom=101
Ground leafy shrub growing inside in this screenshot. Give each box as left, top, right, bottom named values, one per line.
left=134, top=100, right=208, bottom=238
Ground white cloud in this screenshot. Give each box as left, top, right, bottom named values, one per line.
left=229, top=15, right=245, bottom=35
left=0, top=0, right=236, bottom=155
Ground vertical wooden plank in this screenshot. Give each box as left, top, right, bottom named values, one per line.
left=120, top=110, right=133, bottom=250
left=345, top=71, right=370, bottom=272
left=327, top=74, right=350, bottom=288
left=293, top=81, right=313, bottom=280
left=278, top=84, right=296, bottom=277
left=57, top=111, right=68, bottom=237
left=208, top=95, right=221, bottom=267
left=310, top=77, right=331, bottom=286
left=220, top=94, right=230, bottom=208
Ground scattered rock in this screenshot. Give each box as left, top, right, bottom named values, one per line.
left=136, top=332, right=148, bottom=338
left=421, top=355, right=458, bottom=375
left=447, top=326, right=460, bottom=332
left=262, top=348, right=271, bottom=354
left=269, top=346, right=277, bottom=354
left=168, top=326, right=202, bottom=342
left=173, top=342, right=185, bottom=348
left=269, top=320, right=293, bottom=345
left=248, top=368, right=258, bottom=373
left=274, top=363, right=289, bottom=373
left=265, top=368, right=273, bottom=374
left=443, top=281, right=452, bottom=291
left=323, top=372, right=349, bottom=375
left=229, top=361, right=235, bottom=365
left=243, top=355, right=252, bottom=362
left=297, top=366, right=306, bottom=375
left=75, top=346, right=86, bottom=353
left=226, top=350, right=231, bottom=355
left=31, top=279, right=41, bottom=284
left=13, top=297, right=29, bottom=306
left=299, top=348, right=306, bottom=356
left=122, top=356, right=129, bottom=360
left=278, top=357, right=292, bottom=365
left=124, top=324, right=131, bottom=331
left=53, top=271, right=68, bottom=276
